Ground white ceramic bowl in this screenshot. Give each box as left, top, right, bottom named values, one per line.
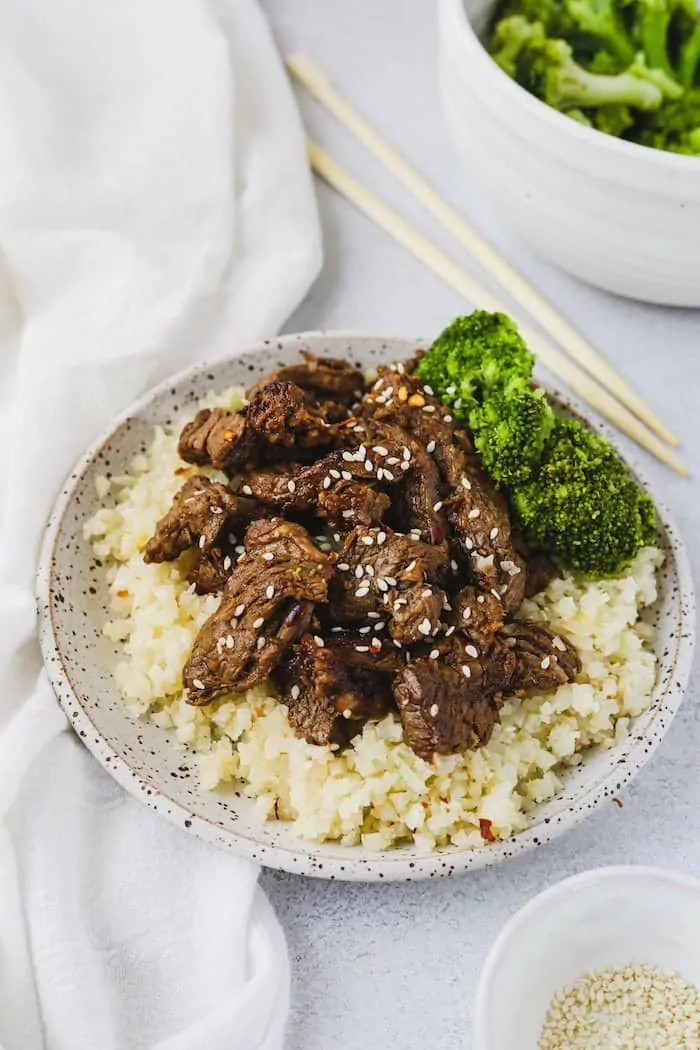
left=438, top=0, right=700, bottom=305
left=37, top=332, right=694, bottom=881
left=475, top=866, right=700, bottom=1050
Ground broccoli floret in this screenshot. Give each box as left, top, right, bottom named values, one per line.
left=564, top=0, right=636, bottom=63
left=497, top=0, right=577, bottom=37
left=469, top=388, right=555, bottom=487
left=635, top=87, right=700, bottom=151
left=510, top=418, right=657, bottom=576
left=416, top=312, right=534, bottom=417
left=590, top=102, right=636, bottom=133
left=491, top=17, right=668, bottom=110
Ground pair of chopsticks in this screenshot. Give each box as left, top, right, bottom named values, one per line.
left=286, top=54, right=688, bottom=477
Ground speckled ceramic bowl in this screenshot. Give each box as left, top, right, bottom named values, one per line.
left=37, top=332, right=695, bottom=882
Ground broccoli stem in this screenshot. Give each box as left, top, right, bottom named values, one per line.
left=553, top=66, right=664, bottom=110
left=639, top=1, right=673, bottom=74
left=564, top=0, right=636, bottom=64
left=678, top=23, right=700, bottom=87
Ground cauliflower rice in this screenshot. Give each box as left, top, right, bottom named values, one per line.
left=85, top=386, right=663, bottom=851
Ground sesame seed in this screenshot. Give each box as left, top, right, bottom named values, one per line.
left=429, top=649, right=440, bottom=660
left=430, top=704, right=439, bottom=717
left=541, top=656, right=551, bottom=670
left=342, top=509, right=354, bottom=518
left=465, top=537, right=474, bottom=550
left=334, top=533, right=341, bottom=542
left=418, top=618, right=432, bottom=636
left=445, top=625, right=456, bottom=637
left=234, top=603, right=246, bottom=617
left=338, top=562, right=350, bottom=571
left=465, top=644, right=478, bottom=659
left=377, top=579, right=389, bottom=592
left=226, top=635, right=234, bottom=649
left=198, top=535, right=206, bottom=549
left=365, top=460, right=374, bottom=473
left=342, top=452, right=354, bottom=462
left=323, top=477, right=331, bottom=489
left=477, top=595, right=485, bottom=604
left=374, top=622, right=385, bottom=631
left=463, top=607, right=472, bottom=620
left=373, top=445, right=389, bottom=456
left=490, top=527, right=499, bottom=540
left=461, top=477, right=472, bottom=490
left=443, top=600, right=452, bottom=611
left=211, top=505, right=223, bottom=515
left=450, top=559, right=459, bottom=572
left=330, top=469, right=341, bottom=479
left=421, top=588, right=433, bottom=598
left=423, top=404, right=436, bottom=413
left=242, top=485, right=253, bottom=496
left=235, top=545, right=246, bottom=554
left=405, top=560, right=417, bottom=573
left=253, top=617, right=264, bottom=629
left=385, top=577, right=398, bottom=587
left=393, top=639, right=403, bottom=648
left=403, top=447, right=411, bottom=461
left=387, top=457, right=399, bottom=465
left=468, top=508, right=480, bottom=519
left=223, top=556, right=232, bottom=571
left=355, top=586, right=370, bottom=597
left=433, top=501, right=443, bottom=512
left=365, top=565, right=375, bottom=577
left=262, top=551, right=274, bottom=562
left=359, top=626, right=372, bottom=635
left=370, top=638, right=382, bottom=651
left=423, top=384, right=434, bottom=395
left=376, top=468, right=385, bottom=481
left=256, top=637, right=266, bottom=650
left=314, top=635, right=325, bottom=648
left=355, top=645, right=370, bottom=653
left=444, top=414, right=453, bottom=423
left=367, top=611, right=380, bottom=619
left=491, top=589, right=502, bottom=600
left=192, top=679, right=205, bottom=690
left=290, top=685, right=300, bottom=700
left=342, top=709, right=352, bottom=719
left=229, top=618, right=238, bottom=630
left=362, top=535, right=374, bottom=546
left=377, top=531, right=387, bottom=545
left=462, top=665, right=471, bottom=679
left=342, top=471, right=352, bottom=481
left=266, top=585, right=275, bottom=599
left=355, top=565, right=364, bottom=579
left=446, top=385, right=456, bottom=396
left=552, top=636, right=566, bottom=651
left=356, top=445, right=366, bottom=461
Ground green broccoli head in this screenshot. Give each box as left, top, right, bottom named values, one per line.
left=491, top=16, right=668, bottom=111
left=635, top=87, right=700, bottom=151
left=590, top=102, right=635, bottom=134
left=511, top=417, right=657, bottom=576
left=497, top=0, right=577, bottom=37
left=417, top=312, right=534, bottom=417
left=469, top=387, right=556, bottom=487
left=564, top=0, right=636, bottom=63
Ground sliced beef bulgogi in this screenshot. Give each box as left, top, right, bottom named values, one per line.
left=183, top=519, right=333, bottom=703
left=452, top=586, right=504, bottom=648
left=501, top=622, right=581, bottom=692
left=524, top=552, right=558, bottom=598
left=144, top=476, right=245, bottom=563
left=247, top=350, right=364, bottom=412
left=279, top=635, right=394, bottom=748
left=329, top=526, right=449, bottom=643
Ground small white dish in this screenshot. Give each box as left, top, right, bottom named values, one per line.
left=475, top=866, right=700, bottom=1049
left=438, top=0, right=700, bottom=305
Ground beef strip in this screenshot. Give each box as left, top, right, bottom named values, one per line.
left=322, top=631, right=403, bottom=673
left=393, top=631, right=517, bottom=761
left=452, top=586, right=505, bottom=648
left=247, top=351, right=365, bottom=410
left=178, top=408, right=259, bottom=475
left=329, top=526, right=448, bottom=643
left=143, top=476, right=247, bottom=564
left=500, top=622, right=581, bottom=692
left=279, top=635, right=394, bottom=747
left=524, top=552, right=559, bottom=598
left=183, top=519, right=333, bottom=703
left=239, top=435, right=409, bottom=526
left=245, top=379, right=351, bottom=452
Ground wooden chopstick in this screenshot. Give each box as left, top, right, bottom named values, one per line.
left=308, top=142, right=688, bottom=476
left=287, top=54, right=679, bottom=450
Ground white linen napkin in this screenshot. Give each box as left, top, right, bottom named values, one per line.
left=0, top=1, right=322, bottom=1047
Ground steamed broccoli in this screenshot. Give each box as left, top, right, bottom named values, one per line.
left=469, top=387, right=555, bottom=487
left=636, top=87, right=700, bottom=150
left=488, top=0, right=700, bottom=153
left=416, top=312, right=534, bottom=416
left=511, top=418, right=657, bottom=576
left=491, top=16, right=671, bottom=111
left=564, top=0, right=635, bottom=64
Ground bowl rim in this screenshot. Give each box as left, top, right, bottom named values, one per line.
left=474, top=864, right=700, bottom=1048
left=440, top=0, right=700, bottom=173
left=36, top=329, right=695, bottom=882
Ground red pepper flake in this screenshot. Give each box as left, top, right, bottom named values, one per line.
left=116, top=589, right=129, bottom=598
left=421, top=800, right=429, bottom=809
left=479, top=818, right=496, bottom=843
left=173, top=466, right=188, bottom=476
left=612, top=797, right=624, bottom=809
